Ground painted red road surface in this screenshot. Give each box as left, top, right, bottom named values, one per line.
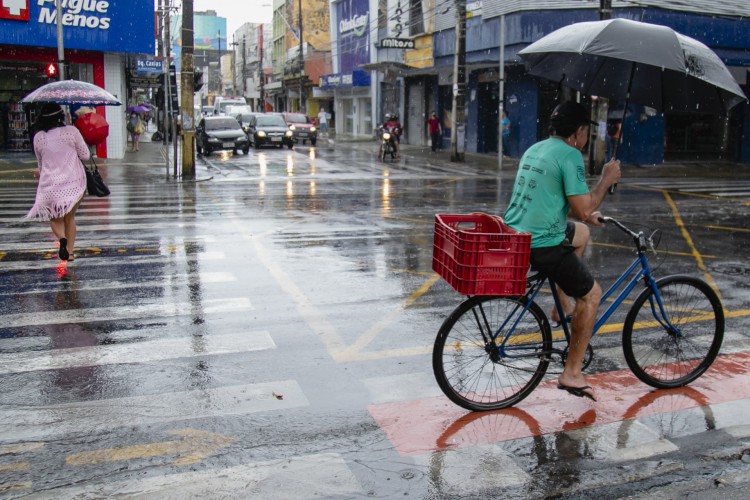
left=368, top=352, right=750, bottom=456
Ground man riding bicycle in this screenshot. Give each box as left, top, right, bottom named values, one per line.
left=503, top=101, right=621, bottom=402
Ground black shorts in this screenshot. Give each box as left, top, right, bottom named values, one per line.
left=530, top=221, right=595, bottom=298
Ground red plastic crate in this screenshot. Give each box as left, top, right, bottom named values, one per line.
left=432, top=213, right=531, bottom=296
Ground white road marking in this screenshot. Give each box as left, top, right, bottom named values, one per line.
left=2, top=297, right=252, bottom=328
left=0, top=331, right=275, bottom=375
left=27, top=453, right=360, bottom=499
left=0, top=380, right=308, bottom=442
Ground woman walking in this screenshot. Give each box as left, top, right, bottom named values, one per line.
left=25, top=103, right=90, bottom=261
left=127, top=112, right=144, bottom=151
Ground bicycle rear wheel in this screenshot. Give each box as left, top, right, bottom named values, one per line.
left=433, top=295, right=552, bottom=411
left=622, top=275, right=724, bottom=389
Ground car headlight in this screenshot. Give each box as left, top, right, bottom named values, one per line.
left=208, top=137, right=221, bottom=142
left=289, top=125, right=296, bottom=131
left=285, top=131, right=293, bottom=137
left=258, top=131, right=267, bottom=137
left=382, top=132, right=391, bottom=140
left=238, top=136, right=248, bottom=142
left=310, top=126, right=316, bottom=132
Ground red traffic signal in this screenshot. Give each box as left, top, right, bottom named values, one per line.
left=44, top=63, right=58, bottom=78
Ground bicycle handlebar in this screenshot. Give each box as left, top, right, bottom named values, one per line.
left=598, top=216, right=657, bottom=254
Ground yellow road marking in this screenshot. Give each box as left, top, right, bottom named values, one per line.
left=0, top=442, right=44, bottom=455
left=338, top=274, right=440, bottom=361
left=0, top=482, right=32, bottom=494
left=663, top=190, right=722, bottom=300
left=65, top=429, right=235, bottom=467
left=0, top=462, right=29, bottom=473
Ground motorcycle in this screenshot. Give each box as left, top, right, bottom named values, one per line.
left=377, top=124, right=398, bottom=161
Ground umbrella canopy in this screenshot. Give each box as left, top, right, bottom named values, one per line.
left=126, top=105, right=150, bottom=113
left=21, top=80, right=121, bottom=106
left=518, top=18, right=747, bottom=113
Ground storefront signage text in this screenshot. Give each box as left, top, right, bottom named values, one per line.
left=339, top=13, right=367, bottom=36
left=37, top=0, right=111, bottom=30
left=380, top=37, right=414, bottom=49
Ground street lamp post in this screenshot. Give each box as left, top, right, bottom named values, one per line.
left=298, top=0, right=304, bottom=112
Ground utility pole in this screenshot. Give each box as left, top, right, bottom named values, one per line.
left=498, top=14, right=505, bottom=169
left=450, top=0, right=466, bottom=162
left=180, top=0, right=195, bottom=177
left=259, top=24, right=265, bottom=112
left=298, top=0, right=305, bottom=113
left=163, top=2, right=172, bottom=147
left=589, top=0, right=612, bottom=175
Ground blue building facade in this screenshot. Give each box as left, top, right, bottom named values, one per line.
left=427, top=6, right=750, bottom=165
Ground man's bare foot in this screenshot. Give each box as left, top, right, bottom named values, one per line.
left=557, top=375, right=596, bottom=401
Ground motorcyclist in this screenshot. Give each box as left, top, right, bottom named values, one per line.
left=384, top=113, right=402, bottom=158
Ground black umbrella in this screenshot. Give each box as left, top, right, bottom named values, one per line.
left=519, top=18, right=746, bottom=113
left=519, top=19, right=747, bottom=190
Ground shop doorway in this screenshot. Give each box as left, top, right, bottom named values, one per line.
left=477, top=82, right=499, bottom=153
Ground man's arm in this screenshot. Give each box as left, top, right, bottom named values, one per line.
left=568, top=160, right=621, bottom=222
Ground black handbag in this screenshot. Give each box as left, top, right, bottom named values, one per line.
left=84, top=160, right=110, bottom=197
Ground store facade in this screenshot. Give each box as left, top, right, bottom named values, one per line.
left=0, top=0, right=155, bottom=159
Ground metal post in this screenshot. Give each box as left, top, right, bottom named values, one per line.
left=450, top=0, right=466, bottom=162
left=589, top=0, right=612, bottom=175
left=259, top=25, right=265, bottom=112
left=56, top=0, right=65, bottom=80
left=180, top=0, right=195, bottom=178
left=298, top=0, right=304, bottom=112
left=498, top=15, right=505, bottom=169
left=163, top=3, right=171, bottom=171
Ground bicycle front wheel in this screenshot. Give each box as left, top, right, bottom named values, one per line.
left=623, top=275, right=724, bottom=389
left=433, top=295, right=552, bottom=411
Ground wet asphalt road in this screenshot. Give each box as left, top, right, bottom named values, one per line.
left=1, top=139, right=750, bottom=498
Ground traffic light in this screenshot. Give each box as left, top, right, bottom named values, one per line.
left=44, top=63, right=58, bottom=79
left=194, top=70, right=204, bottom=92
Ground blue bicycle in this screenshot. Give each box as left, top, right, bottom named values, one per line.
left=433, top=216, right=725, bottom=411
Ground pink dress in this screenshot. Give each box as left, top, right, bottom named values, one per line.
left=25, top=125, right=90, bottom=221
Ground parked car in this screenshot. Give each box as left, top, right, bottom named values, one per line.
left=201, top=105, right=213, bottom=117
left=282, top=112, right=317, bottom=146
left=196, top=116, right=250, bottom=155
left=247, top=114, right=294, bottom=149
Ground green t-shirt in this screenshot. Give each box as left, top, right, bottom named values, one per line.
left=503, top=138, right=589, bottom=248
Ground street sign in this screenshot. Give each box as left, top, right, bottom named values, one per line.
left=136, top=59, right=164, bottom=75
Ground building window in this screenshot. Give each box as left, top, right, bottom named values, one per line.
left=378, top=0, right=387, bottom=30
left=410, top=0, right=424, bottom=36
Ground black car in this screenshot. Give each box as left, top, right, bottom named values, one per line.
left=196, top=116, right=250, bottom=155
left=247, top=114, right=294, bottom=149
left=234, top=112, right=260, bottom=135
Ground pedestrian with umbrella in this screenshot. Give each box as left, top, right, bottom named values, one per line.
left=126, top=111, right=145, bottom=151
left=21, top=79, right=121, bottom=261
left=23, top=103, right=90, bottom=262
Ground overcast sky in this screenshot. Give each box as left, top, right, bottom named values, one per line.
left=192, top=0, right=273, bottom=36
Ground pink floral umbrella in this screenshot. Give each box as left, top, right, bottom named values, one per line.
left=21, top=80, right=121, bottom=106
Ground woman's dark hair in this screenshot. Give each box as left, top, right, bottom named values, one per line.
left=34, top=103, right=66, bottom=133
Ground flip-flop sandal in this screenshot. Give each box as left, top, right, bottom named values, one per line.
left=58, top=238, right=69, bottom=261
left=557, top=383, right=597, bottom=401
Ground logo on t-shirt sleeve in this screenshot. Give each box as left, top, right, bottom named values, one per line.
left=577, top=164, right=586, bottom=182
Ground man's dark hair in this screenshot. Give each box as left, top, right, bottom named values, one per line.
left=34, top=103, right=66, bottom=133
left=548, top=101, right=591, bottom=138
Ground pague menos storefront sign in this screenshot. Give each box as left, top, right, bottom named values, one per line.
left=0, top=0, right=154, bottom=54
